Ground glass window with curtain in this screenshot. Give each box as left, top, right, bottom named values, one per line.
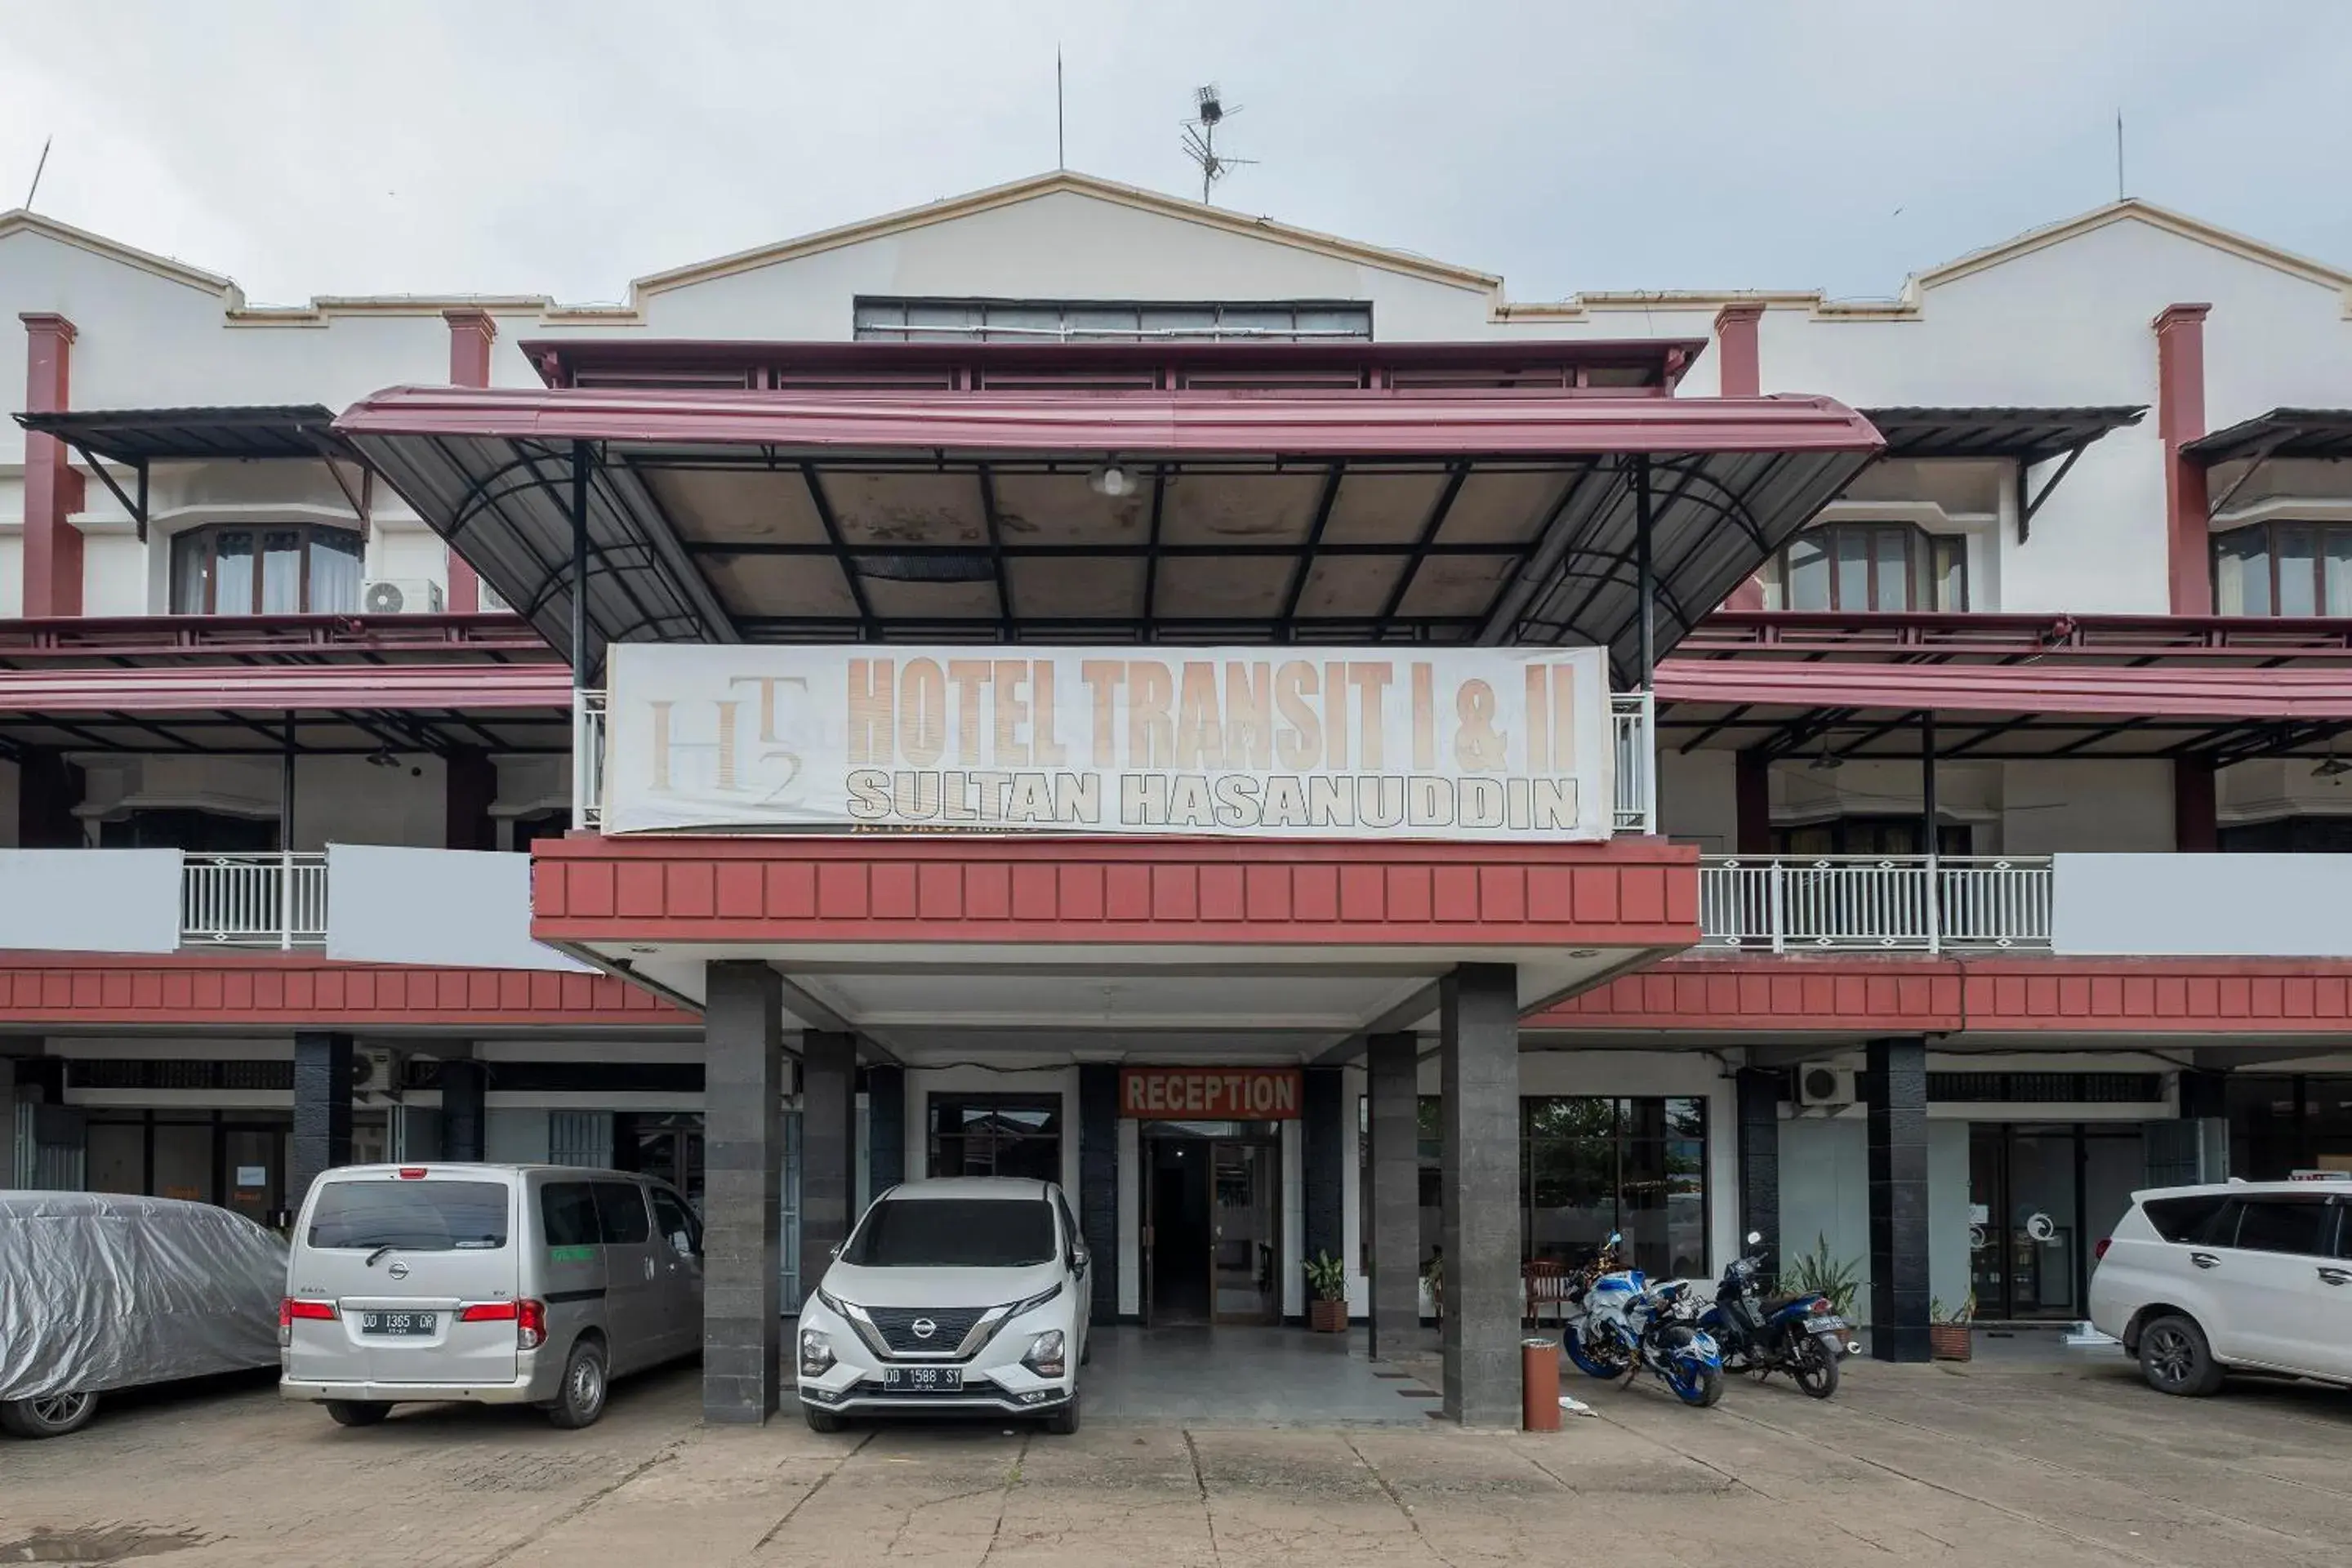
left=2212, top=521, right=2352, bottom=617
left=170, top=524, right=364, bottom=614
left=1763, top=523, right=1967, bottom=612
left=927, top=1094, right=1062, bottom=1181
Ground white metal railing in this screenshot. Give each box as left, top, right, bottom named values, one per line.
left=1611, top=689, right=1655, bottom=835
left=180, top=853, right=330, bottom=950
left=1698, top=854, right=2052, bottom=954
left=574, top=688, right=608, bottom=831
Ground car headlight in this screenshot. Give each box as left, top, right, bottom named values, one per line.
left=1009, top=1282, right=1062, bottom=1318
left=800, top=1326, right=835, bottom=1377
left=1022, top=1329, right=1067, bottom=1378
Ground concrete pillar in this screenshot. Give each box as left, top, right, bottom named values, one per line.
left=703, top=961, right=782, bottom=1424
left=798, top=1031, right=858, bottom=1315
left=1365, top=1031, right=1421, bottom=1359
left=444, top=750, right=497, bottom=852
left=1734, top=751, right=1772, bottom=855
left=1439, top=964, right=1520, bottom=1427
left=1735, top=1067, right=1781, bottom=1248
left=18, top=751, right=84, bottom=848
left=1076, top=1063, right=1120, bottom=1324
left=440, top=1058, right=487, bottom=1161
left=19, top=314, right=83, bottom=618
left=865, top=1064, right=904, bottom=1205
left=441, top=308, right=496, bottom=613
left=1301, top=1067, right=1346, bottom=1314
left=0, top=1055, right=16, bottom=1188
left=1865, top=1037, right=1931, bottom=1362
left=289, top=1032, right=354, bottom=1216
left=2173, top=757, right=2218, bottom=853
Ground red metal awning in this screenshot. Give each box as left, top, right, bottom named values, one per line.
left=0, top=663, right=574, bottom=714
left=1655, top=659, right=2352, bottom=719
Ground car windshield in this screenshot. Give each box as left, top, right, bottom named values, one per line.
left=308, top=1180, right=510, bottom=1250
left=841, top=1197, right=1057, bottom=1268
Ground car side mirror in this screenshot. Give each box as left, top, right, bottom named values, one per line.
left=828, top=1244, right=842, bottom=1261
left=1072, top=1246, right=1090, bottom=1273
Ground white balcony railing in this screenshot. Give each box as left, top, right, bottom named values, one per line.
left=1610, top=689, right=1655, bottom=836
left=180, top=853, right=329, bottom=950
left=574, top=687, right=608, bottom=831
left=1699, top=854, right=2053, bottom=954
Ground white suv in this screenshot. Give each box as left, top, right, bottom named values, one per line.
left=2088, top=1179, right=2351, bottom=1396
left=795, top=1177, right=1091, bottom=1433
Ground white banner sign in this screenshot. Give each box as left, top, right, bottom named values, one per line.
left=604, top=644, right=1615, bottom=841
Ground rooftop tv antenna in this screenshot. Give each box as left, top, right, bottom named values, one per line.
left=1182, top=85, right=1255, bottom=204
left=24, top=136, right=51, bottom=210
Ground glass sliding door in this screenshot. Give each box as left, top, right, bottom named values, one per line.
left=1210, top=1140, right=1280, bottom=1324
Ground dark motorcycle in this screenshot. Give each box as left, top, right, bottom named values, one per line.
left=1699, top=1230, right=1859, bottom=1399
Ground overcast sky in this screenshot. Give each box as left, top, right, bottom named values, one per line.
left=3, top=0, right=2348, bottom=310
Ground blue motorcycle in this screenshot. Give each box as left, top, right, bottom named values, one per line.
left=1698, top=1231, right=1859, bottom=1400
left=1561, top=1233, right=1724, bottom=1408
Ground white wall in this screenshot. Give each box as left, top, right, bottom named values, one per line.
left=1778, top=1113, right=1971, bottom=1326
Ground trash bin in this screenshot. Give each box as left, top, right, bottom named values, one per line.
left=1521, top=1338, right=1561, bottom=1431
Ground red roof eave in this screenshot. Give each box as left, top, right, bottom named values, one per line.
left=0, top=663, right=575, bottom=714
left=1655, top=657, right=2352, bottom=719
left=335, top=384, right=1884, bottom=459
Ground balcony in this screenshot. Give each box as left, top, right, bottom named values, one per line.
left=571, top=687, right=1660, bottom=835
left=180, top=853, right=329, bottom=949
left=1698, top=855, right=2054, bottom=954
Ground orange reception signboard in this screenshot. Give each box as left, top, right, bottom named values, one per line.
left=1120, top=1067, right=1303, bottom=1120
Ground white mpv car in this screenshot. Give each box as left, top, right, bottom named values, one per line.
left=796, top=1177, right=1090, bottom=1433
left=2088, top=1179, right=2351, bottom=1396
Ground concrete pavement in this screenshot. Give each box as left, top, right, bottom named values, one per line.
left=2, top=1354, right=2348, bottom=1566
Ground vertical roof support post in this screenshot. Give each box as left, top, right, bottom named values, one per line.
left=1920, top=710, right=1940, bottom=955
left=570, top=440, right=594, bottom=831
left=1634, top=454, right=1656, bottom=689
left=280, top=713, right=297, bottom=952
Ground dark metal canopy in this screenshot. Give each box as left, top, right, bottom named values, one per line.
left=12, top=404, right=352, bottom=465
left=11, top=404, right=368, bottom=541
left=2183, top=408, right=2352, bottom=465
left=1862, top=406, right=2145, bottom=464
left=1863, top=406, right=2148, bottom=544
left=335, top=345, right=1882, bottom=684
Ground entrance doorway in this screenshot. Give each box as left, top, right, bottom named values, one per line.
left=1142, top=1123, right=1281, bottom=1325
left=1968, top=1123, right=2143, bottom=1320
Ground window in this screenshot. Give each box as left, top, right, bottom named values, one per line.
left=541, top=1182, right=601, bottom=1248
left=2140, top=1193, right=2231, bottom=1244
left=854, top=297, right=1371, bottom=344
left=308, top=1179, right=510, bottom=1250
left=2213, top=522, right=2352, bottom=617
left=591, top=1181, right=652, bottom=1245
left=649, top=1187, right=701, bottom=1257
left=841, top=1197, right=1058, bottom=1267
left=98, top=808, right=278, bottom=853
left=2219, top=818, right=2352, bottom=854
left=2223, top=1196, right=2332, bottom=1255
left=927, top=1094, right=1062, bottom=1181
left=170, top=523, right=363, bottom=615
left=1763, top=523, right=1967, bottom=612
left=1523, top=1098, right=1709, bottom=1281
left=1774, top=817, right=1972, bottom=857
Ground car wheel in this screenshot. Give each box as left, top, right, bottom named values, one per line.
left=803, top=1404, right=848, bottom=1433
left=325, top=1401, right=392, bottom=1428
left=546, top=1339, right=609, bottom=1429
left=2138, top=1314, right=2224, bottom=1397
left=0, top=1391, right=100, bottom=1439
left=1042, top=1395, right=1080, bottom=1436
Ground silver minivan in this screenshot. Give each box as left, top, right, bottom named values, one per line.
left=282, top=1163, right=703, bottom=1429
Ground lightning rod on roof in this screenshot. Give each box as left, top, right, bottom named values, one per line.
left=1182, top=85, right=1257, bottom=205
left=24, top=136, right=51, bottom=210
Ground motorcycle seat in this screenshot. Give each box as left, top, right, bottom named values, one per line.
left=1759, top=1294, right=1819, bottom=1316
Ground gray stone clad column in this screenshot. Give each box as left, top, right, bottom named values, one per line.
left=1077, top=1064, right=1120, bottom=1325
left=1301, top=1067, right=1346, bottom=1320
left=799, top=1031, right=859, bottom=1315
left=1439, top=964, right=1519, bottom=1428
left=1365, top=1031, right=1421, bottom=1359
left=866, top=1064, right=905, bottom=1205
left=702, top=962, right=783, bottom=1424
left=289, top=1031, right=354, bottom=1218
left=1866, top=1037, right=1931, bottom=1363
left=439, top=1058, right=487, bottom=1162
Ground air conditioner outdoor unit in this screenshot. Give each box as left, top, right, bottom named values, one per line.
left=1795, top=1063, right=1856, bottom=1109
left=353, top=1049, right=403, bottom=1097
left=363, top=578, right=445, bottom=615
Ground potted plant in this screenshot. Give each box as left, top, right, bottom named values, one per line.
left=1304, top=1251, right=1348, bottom=1332
left=1780, top=1233, right=1863, bottom=1320
left=1928, top=1293, right=1975, bottom=1361
left=1421, top=1247, right=1444, bottom=1323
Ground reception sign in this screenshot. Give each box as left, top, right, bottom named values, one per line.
left=604, top=644, right=1613, bottom=841
left=1120, top=1067, right=1303, bottom=1120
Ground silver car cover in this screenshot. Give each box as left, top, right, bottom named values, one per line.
left=0, top=1192, right=287, bottom=1402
